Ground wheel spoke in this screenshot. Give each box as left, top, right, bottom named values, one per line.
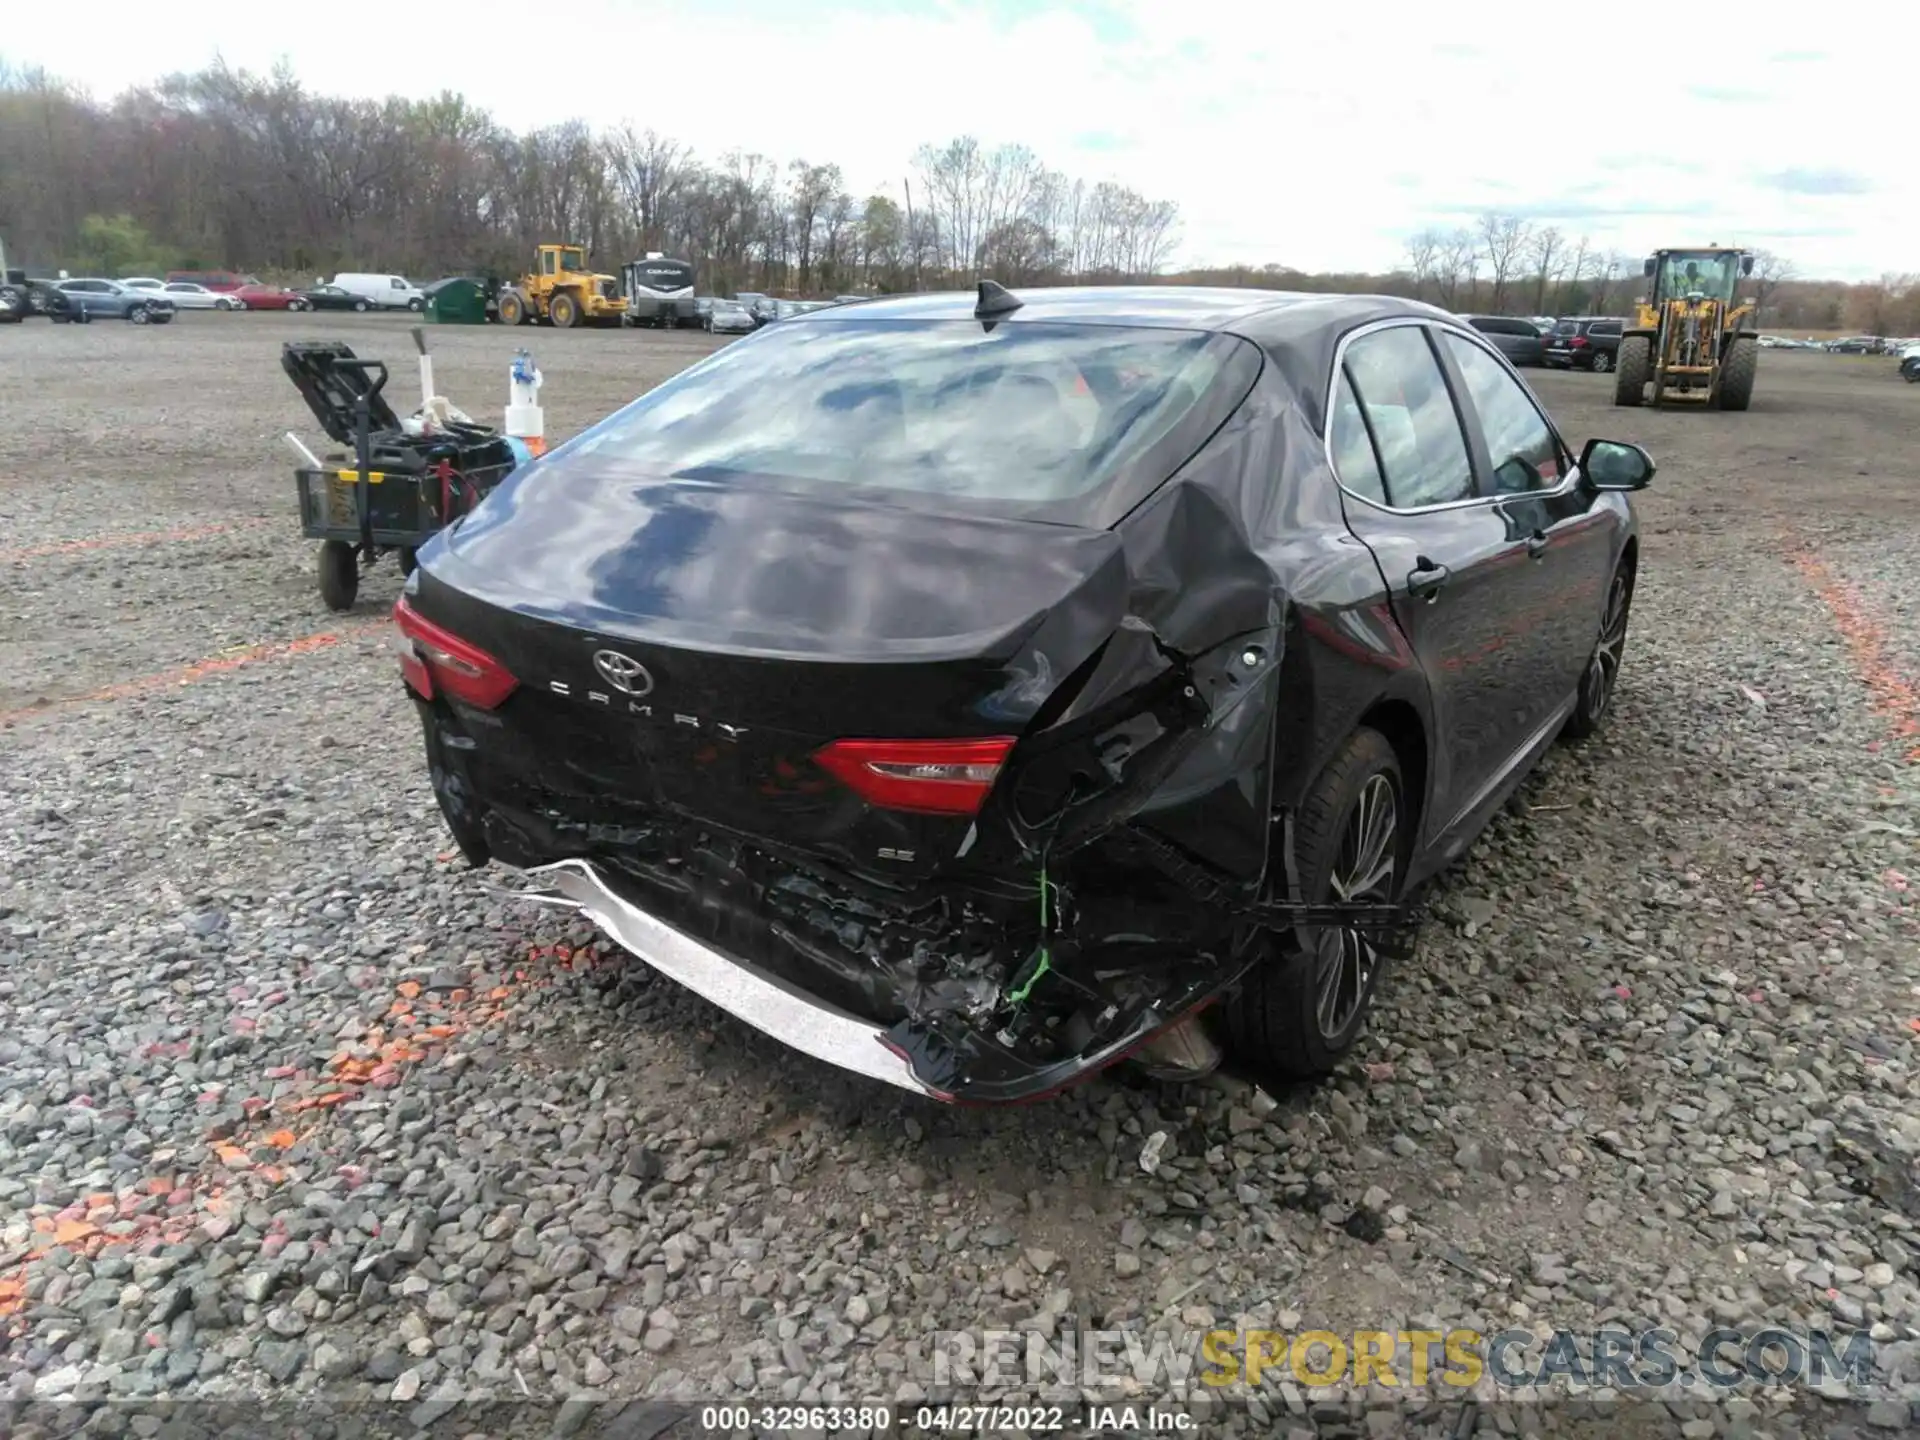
left=1317, top=774, right=1397, bottom=1038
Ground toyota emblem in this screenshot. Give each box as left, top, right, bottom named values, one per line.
left=592, top=650, right=654, bottom=696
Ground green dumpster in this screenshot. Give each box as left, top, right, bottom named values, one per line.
left=424, top=276, right=488, bottom=324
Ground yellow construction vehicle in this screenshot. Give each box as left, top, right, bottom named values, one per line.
left=1614, top=246, right=1758, bottom=410
left=495, top=243, right=625, bottom=329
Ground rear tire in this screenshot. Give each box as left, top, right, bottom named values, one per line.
left=129, top=305, right=151, bottom=326
left=318, top=541, right=359, bottom=612
left=549, top=293, right=580, bottom=329
left=1718, top=337, right=1757, bottom=411
left=1591, top=350, right=1614, bottom=373
left=1223, top=727, right=1412, bottom=1080
left=498, top=292, right=526, bottom=326
left=1613, top=336, right=1651, bottom=406
left=352, top=299, right=369, bottom=313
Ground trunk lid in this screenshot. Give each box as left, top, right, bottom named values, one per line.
left=416, top=469, right=1130, bottom=879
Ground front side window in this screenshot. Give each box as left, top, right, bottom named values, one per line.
left=1442, top=333, right=1562, bottom=495
left=567, top=318, right=1250, bottom=517
left=1341, top=327, right=1475, bottom=508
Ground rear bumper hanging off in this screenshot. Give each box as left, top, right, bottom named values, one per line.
left=519, top=858, right=934, bottom=1096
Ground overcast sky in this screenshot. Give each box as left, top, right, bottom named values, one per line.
left=11, top=0, right=1909, bottom=279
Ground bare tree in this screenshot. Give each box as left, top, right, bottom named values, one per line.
left=1478, top=212, right=1530, bottom=313
left=1527, top=226, right=1563, bottom=313
left=607, top=126, right=686, bottom=252
left=1402, top=229, right=1440, bottom=302
left=1747, top=249, right=1796, bottom=325
left=1437, top=228, right=1478, bottom=308
left=1589, top=251, right=1630, bottom=316
left=1558, top=234, right=1591, bottom=314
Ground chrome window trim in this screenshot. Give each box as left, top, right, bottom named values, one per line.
left=1324, top=315, right=1583, bottom=517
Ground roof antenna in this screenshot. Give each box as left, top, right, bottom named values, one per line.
left=975, top=279, right=1023, bottom=321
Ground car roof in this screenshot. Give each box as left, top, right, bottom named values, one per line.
left=788, top=285, right=1465, bottom=428
left=807, top=284, right=1404, bottom=332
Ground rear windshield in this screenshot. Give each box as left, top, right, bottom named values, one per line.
left=1552, top=320, right=1579, bottom=336
left=565, top=318, right=1254, bottom=520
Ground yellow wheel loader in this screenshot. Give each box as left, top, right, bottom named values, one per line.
left=495, top=243, right=625, bottom=329
left=1614, top=246, right=1759, bottom=410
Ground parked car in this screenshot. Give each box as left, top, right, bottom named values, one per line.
left=331, top=272, right=425, bottom=311
left=297, top=284, right=376, bottom=313
left=1898, top=342, right=1920, bottom=382
left=166, top=269, right=255, bottom=293
left=54, top=279, right=176, bottom=324
left=21, top=278, right=70, bottom=318
left=1461, top=315, right=1545, bottom=367
left=708, top=299, right=756, bottom=334
left=0, top=283, right=24, bottom=323
left=233, top=282, right=309, bottom=311
left=733, top=292, right=779, bottom=327
left=160, top=281, right=244, bottom=311
left=691, top=297, right=717, bottom=327
left=393, top=284, right=1654, bottom=1103
left=1544, top=316, right=1623, bottom=372
left=1827, top=336, right=1881, bottom=355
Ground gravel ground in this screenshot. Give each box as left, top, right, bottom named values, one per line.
left=1, top=315, right=1917, bottom=1439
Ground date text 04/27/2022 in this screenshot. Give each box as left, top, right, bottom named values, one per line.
left=914, top=1403, right=1197, bottom=1432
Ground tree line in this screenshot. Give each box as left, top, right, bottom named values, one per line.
left=3, top=59, right=1913, bottom=332
left=0, top=61, right=1177, bottom=296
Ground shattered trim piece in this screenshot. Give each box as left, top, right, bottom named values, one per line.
left=519, top=858, right=933, bottom=1096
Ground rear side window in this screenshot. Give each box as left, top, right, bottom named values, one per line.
left=570, top=318, right=1253, bottom=518
left=1329, top=373, right=1387, bottom=505
left=1442, top=334, right=1563, bottom=495
left=1340, top=327, right=1475, bottom=508
left=1589, top=320, right=1621, bottom=337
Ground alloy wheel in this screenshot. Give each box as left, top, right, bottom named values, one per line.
left=1586, top=573, right=1630, bottom=720
left=1315, top=774, right=1397, bottom=1039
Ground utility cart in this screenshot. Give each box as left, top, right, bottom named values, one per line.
left=283, top=340, right=520, bottom=611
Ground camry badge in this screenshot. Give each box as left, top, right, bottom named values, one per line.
left=591, top=650, right=654, bottom=696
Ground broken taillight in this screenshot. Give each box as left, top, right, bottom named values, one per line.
left=393, top=596, right=519, bottom=710
left=812, top=737, right=1016, bottom=816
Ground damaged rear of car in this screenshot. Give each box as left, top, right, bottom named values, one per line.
left=398, top=285, right=1641, bottom=1101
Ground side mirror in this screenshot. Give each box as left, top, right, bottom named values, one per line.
left=1741, top=255, right=1755, bottom=276
left=1642, top=257, right=1657, bottom=278
left=1581, top=439, right=1656, bottom=492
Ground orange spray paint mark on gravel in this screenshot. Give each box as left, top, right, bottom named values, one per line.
left=0, top=949, right=607, bottom=1326
left=0, top=620, right=390, bottom=727
left=0, top=517, right=275, bottom=563
left=1791, top=550, right=1920, bottom=762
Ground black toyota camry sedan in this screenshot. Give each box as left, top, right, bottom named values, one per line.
left=395, top=284, right=1654, bottom=1103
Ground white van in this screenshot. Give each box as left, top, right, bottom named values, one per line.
left=330, top=273, right=425, bottom=311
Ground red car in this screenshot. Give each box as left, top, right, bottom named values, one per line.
left=232, top=282, right=310, bottom=312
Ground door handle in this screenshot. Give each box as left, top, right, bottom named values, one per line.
left=1407, top=556, right=1451, bottom=602
left=1526, top=528, right=1549, bottom=558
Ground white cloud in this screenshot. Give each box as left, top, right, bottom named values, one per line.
left=12, top=0, right=1911, bottom=279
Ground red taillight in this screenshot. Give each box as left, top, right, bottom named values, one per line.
left=392, top=596, right=518, bottom=710
left=812, top=737, right=1015, bottom=816
left=1570, top=335, right=1590, bottom=348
